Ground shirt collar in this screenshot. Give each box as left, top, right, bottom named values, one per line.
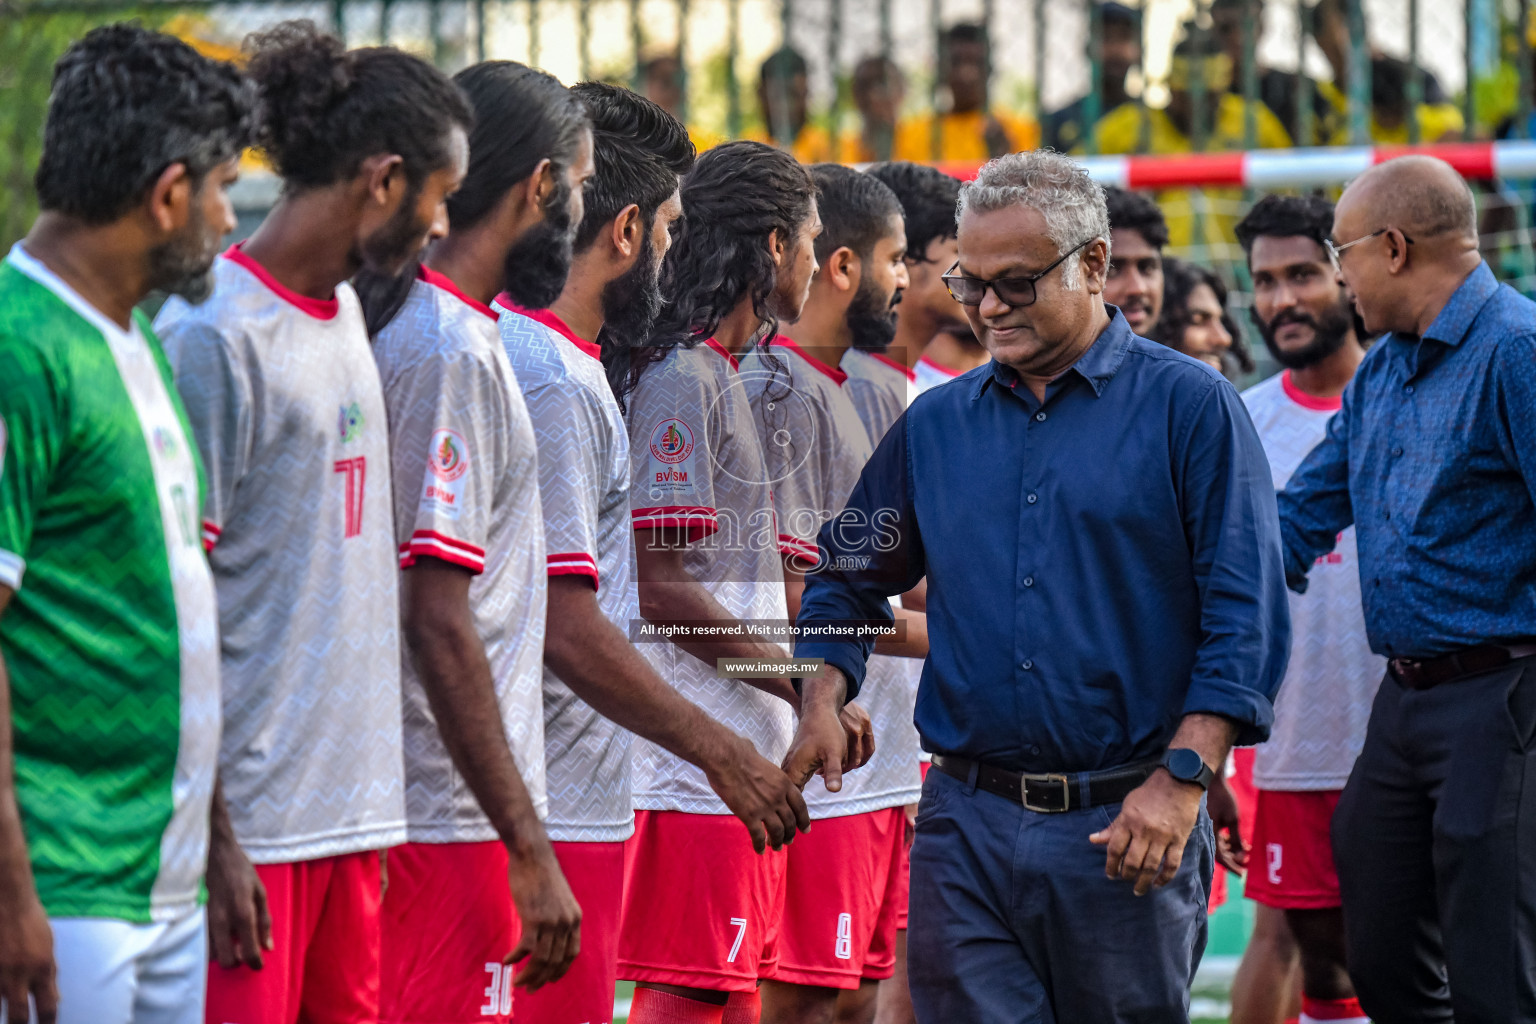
left=495, top=296, right=602, bottom=358
left=1419, top=262, right=1498, bottom=349
left=970, top=306, right=1135, bottom=401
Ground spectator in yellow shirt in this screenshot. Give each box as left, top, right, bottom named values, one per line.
left=1308, top=0, right=1463, bottom=144
left=748, top=46, right=837, bottom=163
left=1092, top=39, right=1291, bottom=259
left=640, top=53, right=726, bottom=153
left=895, top=23, right=1039, bottom=162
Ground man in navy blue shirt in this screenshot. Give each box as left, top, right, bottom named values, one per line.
left=1278, top=155, right=1536, bottom=1024
left=782, top=150, right=1290, bottom=1020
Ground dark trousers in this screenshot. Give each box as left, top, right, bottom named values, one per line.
left=1333, top=656, right=1536, bottom=1023
left=906, top=765, right=1212, bottom=1023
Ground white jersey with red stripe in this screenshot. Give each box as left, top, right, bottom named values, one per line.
left=497, top=301, right=637, bottom=843
left=1242, top=371, right=1383, bottom=791
left=911, top=353, right=965, bottom=393
left=742, top=339, right=923, bottom=819
left=371, top=268, right=548, bottom=840
left=840, top=347, right=928, bottom=772
left=156, top=246, right=406, bottom=863
left=625, top=339, right=793, bottom=815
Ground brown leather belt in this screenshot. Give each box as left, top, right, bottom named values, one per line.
left=930, top=754, right=1159, bottom=813
left=1388, top=643, right=1536, bottom=691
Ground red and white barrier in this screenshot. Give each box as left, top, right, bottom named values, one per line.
left=931, top=139, right=1536, bottom=189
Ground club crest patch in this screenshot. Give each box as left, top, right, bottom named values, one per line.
left=647, top=418, right=697, bottom=495
left=423, top=428, right=470, bottom=518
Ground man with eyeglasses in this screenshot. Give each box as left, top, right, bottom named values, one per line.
left=1278, top=155, right=1536, bottom=1023
left=782, top=149, right=1289, bottom=1020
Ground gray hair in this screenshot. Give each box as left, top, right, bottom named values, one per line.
left=956, top=150, right=1111, bottom=289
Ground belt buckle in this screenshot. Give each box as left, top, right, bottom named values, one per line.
left=1020, top=772, right=1072, bottom=813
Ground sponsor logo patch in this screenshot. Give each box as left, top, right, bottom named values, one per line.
left=338, top=402, right=365, bottom=443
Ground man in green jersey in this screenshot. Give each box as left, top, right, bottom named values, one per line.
left=0, top=25, right=251, bottom=1024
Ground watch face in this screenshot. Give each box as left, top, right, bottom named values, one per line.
left=1166, top=748, right=1205, bottom=781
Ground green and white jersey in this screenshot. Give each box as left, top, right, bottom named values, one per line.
left=0, top=244, right=221, bottom=923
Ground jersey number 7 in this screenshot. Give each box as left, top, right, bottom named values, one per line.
left=334, top=457, right=366, bottom=539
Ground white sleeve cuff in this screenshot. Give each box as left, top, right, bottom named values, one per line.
left=0, top=550, right=25, bottom=591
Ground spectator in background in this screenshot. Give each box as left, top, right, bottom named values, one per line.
left=1151, top=257, right=1255, bottom=380
left=1094, top=36, right=1289, bottom=258
left=1307, top=0, right=1464, bottom=144
left=842, top=56, right=907, bottom=163
left=1102, top=186, right=1166, bottom=336
left=751, top=46, right=837, bottom=163
left=897, top=23, right=1038, bottom=162
left=640, top=53, right=724, bottom=152
left=1211, top=0, right=1337, bottom=146
left=1042, top=2, right=1141, bottom=153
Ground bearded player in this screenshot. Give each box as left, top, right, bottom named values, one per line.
left=614, top=141, right=871, bottom=1024
left=495, top=81, right=812, bottom=1024
left=0, top=25, right=248, bottom=1023
left=861, top=163, right=981, bottom=394
left=1234, top=194, right=1377, bottom=1024
left=748, top=164, right=928, bottom=1024
left=156, top=22, right=471, bottom=1024
left=361, top=62, right=589, bottom=1022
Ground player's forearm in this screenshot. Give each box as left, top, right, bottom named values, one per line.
left=404, top=592, right=547, bottom=854
left=636, top=579, right=797, bottom=705
left=544, top=590, right=745, bottom=775
left=1164, top=713, right=1239, bottom=776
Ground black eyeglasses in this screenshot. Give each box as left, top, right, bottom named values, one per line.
left=941, top=238, right=1094, bottom=308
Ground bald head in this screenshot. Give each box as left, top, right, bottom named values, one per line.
left=1340, top=156, right=1477, bottom=241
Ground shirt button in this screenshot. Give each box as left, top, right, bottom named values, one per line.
left=1391, top=446, right=1403, bottom=457
left=1022, top=659, right=1034, bottom=670
left=1029, top=744, right=1042, bottom=757
left=1381, top=510, right=1391, bottom=520
left=1027, top=492, right=1038, bottom=504
left=1404, top=384, right=1415, bottom=394
left=1034, top=411, right=1048, bottom=422
left=1374, top=578, right=1382, bottom=587
left=1023, top=576, right=1035, bottom=587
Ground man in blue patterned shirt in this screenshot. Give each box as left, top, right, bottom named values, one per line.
left=1278, top=155, right=1536, bottom=1023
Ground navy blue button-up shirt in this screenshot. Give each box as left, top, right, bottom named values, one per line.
left=795, top=310, right=1290, bottom=772
left=1278, top=262, right=1536, bottom=658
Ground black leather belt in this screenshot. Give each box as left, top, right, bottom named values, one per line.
left=931, top=754, right=1159, bottom=813
left=1389, top=643, right=1536, bottom=691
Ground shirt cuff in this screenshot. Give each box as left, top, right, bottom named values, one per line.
left=547, top=551, right=599, bottom=590
left=631, top=505, right=719, bottom=541
left=399, top=530, right=487, bottom=574
left=1181, top=679, right=1276, bottom=747
left=0, top=549, right=24, bottom=591
left=794, top=640, right=869, bottom=703
left=777, top=534, right=819, bottom=561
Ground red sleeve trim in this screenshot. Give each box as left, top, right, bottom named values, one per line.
left=399, top=530, right=487, bottom=574
left=201, top=520, right=221, bottom=553
left=777, top=534, right=820, bottom=559
left=631, top=505, right=721, bottom=541
left=547, top=553, right=600, bottom=590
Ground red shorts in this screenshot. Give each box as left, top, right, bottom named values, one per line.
left=1244, top=789, right=1344, bottom=910
left=381, top=841, right=519, bottom=1024
left=205, top=850, right=383, bottom=1024
left=617, top=810, right=787, bottom=992
left=770, top=807, right=905, bottom=989
left=511, top=840, right=624, bottom=1024
left=1209, top=747, right=1258, bottom=912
